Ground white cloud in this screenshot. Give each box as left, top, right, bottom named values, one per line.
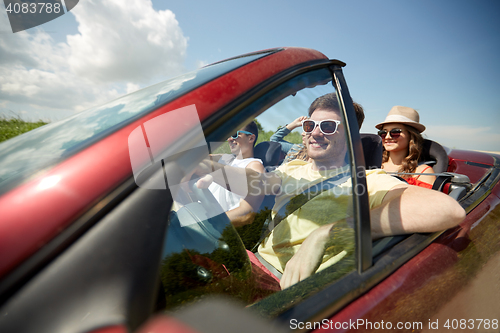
left=196, top=60, right=208, bottom=68
left=0, top=0, right=187, bottom=117
left=425, top=125, right=500, bottom=152
left=126, top=83, right=141, bottom=94
left=67, top=0, right=187, bottom=84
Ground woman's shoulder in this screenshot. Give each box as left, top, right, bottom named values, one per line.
left=415, top=164, right=435, bottom=173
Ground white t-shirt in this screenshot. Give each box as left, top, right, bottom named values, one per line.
left=208, top=155, right=263, bottom=211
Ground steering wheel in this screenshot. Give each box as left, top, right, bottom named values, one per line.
left=190, top=181, right=226, bottom=220
left=187, top=181, right=232, bottom=246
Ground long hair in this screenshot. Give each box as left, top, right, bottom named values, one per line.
left=382, top=125, right=424, bottom=176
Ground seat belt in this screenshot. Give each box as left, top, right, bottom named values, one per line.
left=254, top=252, right=283, bottom=279
left=270, top=170, right=351, bottom=230
left=252, top=170, right=351, bottom=251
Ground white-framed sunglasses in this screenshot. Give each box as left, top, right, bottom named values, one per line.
left=302, top=119, right=341, bottom=135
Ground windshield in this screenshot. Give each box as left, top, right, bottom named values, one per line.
left=0, top=50, right=277, bottom=194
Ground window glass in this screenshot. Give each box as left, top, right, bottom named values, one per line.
left=159, top=68, right=357, bottom=314
left=0, top=50, right=273, bottom=193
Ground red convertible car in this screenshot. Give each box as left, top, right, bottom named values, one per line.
left=0, top=47, right=499, bottom=333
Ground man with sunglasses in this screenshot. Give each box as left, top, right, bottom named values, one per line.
left=271, top=102, right=365, bottom=164
left=205, top=121, right=265, bottom=225
left=193, top=94, right=465, bottom=289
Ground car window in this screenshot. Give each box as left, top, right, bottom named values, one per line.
left=157, top=67, right=358, bottom=314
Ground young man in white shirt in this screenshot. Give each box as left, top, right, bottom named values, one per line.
left=205, top=121, right=265, bottom=226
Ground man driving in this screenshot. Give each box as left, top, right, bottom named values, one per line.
left=205, top=121, right=265, bottom=225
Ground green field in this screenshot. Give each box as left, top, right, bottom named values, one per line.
left=214, top=120, right=303, bottom=154
left=0, top=117, right=301, bottom=148
left=0, top=117, right=47, bottom=143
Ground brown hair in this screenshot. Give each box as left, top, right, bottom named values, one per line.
left=352, top=102, right=365, bottom=129
left=308, top=93, right=364, bottom=129
left=381, top=125, right=424, bottom=176
left=308, top=93, right=340, bottom=117
left=242, top=121, right=258, bottom=146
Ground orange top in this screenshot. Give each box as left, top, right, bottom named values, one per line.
left=406, top=177, right=432, bottom=189
left=406, top=165, right=433, bottom=189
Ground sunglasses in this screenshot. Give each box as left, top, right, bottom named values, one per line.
left=229, top=130, right=253, bottom=139
left=378, top=128, right=403, bottom=139
left=302, top=119, right=341, bottom=135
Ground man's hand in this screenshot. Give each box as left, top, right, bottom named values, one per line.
left=179, top=158, right=215, bottom=193
left=185, top=154, right=225, bottom=184
left=195, top=174, right=213, bottom=189
left=280, top=224, right=332, bottom=289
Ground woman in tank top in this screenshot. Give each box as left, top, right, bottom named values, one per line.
left=376, top=106, right=436, bottom=188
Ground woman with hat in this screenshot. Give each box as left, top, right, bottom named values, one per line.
left=376, top=106, right=435, bottom=188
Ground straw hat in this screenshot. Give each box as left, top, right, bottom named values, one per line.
left=375, top=105, right=426, bottom=133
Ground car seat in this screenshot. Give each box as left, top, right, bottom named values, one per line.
left=256, top=136, right=384, bottom=170
left=254, top=141, right=282, bottom=168
left=420, top=139, right=449, bottom=173
left=360, top=133, right=383, bottom=169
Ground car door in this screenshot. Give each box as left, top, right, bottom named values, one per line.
left=152, top=62, right=373, bottom=320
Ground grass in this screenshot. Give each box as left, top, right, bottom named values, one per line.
left=0, top=117, right=48, bottom=143
left=213, top=128, right=303, bottom=154
left=0, top=116, right=305, bottom=152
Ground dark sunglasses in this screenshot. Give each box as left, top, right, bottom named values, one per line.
left=302, top=119, right=341, bottom=135
left=378, top=128, right=403, bottom=139
left=229, top=130, right=253, bottom=139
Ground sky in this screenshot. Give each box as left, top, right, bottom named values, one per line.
left=0, top=0, right=499, bottom=152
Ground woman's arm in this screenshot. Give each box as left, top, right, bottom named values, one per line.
left=270, top=116, right=308, bottom=155
left=270, top=126, right=295, bottom=154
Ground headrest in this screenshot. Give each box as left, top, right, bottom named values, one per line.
left=360, top=133, right=383, bottom=169
left=254, top=141, right=282, bottom=168
left=421, top=139, right=448, bottom=173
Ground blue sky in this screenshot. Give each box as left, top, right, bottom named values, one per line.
left=1, top=0, right=499, bottom=151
